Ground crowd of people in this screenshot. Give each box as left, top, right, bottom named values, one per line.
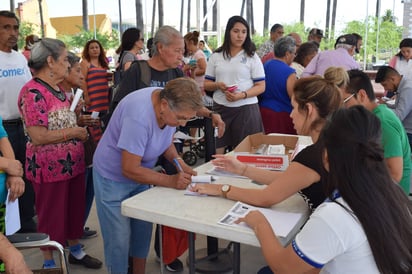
left=0, top=8, right=412, bottom=274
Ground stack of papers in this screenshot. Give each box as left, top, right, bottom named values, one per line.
left=184, top=175, right=218, bottom=196
left=206, top=167, right=248, bottom=179
left=218, top=201, right=302, bottom=238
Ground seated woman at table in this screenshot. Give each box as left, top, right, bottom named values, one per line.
left=238, top=106, right=412, bottom=273
left=191, top=75, right=342, bottom=210
left=93, top=77, right=203, bottom=274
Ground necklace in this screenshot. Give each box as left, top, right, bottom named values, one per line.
left=34, top=78, right=66, bottom=102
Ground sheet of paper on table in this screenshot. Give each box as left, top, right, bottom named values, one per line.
left=184, top=175, right=217, bottom=196
left=218, top=201, right=303, bottom=238
left=206, top=167, right=248, bottom=179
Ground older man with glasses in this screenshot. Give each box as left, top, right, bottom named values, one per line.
left=341, top=69, right=411, bottom=195
left=302, top=34, right=360, bottom=77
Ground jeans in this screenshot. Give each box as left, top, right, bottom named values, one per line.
left=93, top=169, right=152, bottom=274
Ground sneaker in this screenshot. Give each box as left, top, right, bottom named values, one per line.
left=165, top=258, right=183, bottom=272
left=68, top=254, right=102, bottom=269
left=81, top=227, right=97, bottom=239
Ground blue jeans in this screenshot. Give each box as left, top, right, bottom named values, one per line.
left=93, top=169, right=152, bottom=274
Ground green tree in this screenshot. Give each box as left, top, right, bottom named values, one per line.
left=251, top=22, right=306, bottom=50
left=283, top=22, right=306, bottom=39
left=58, top=27, right=120, bottom=53
left=382, top=9, right=396, bottom=23
left=18, top=21, right=39, bottom=50
left=342, top=16, right=402, bottom=63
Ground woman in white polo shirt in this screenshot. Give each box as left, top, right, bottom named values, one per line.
left=204, top=15, right=265, bottom=154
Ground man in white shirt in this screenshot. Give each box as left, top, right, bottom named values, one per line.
left=0, top=10, right=35, bottom=232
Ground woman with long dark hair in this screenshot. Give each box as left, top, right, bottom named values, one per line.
left=204, top=15, right=265, bottom=153
left=115, top=27, right=144, bottom=72
left=80, top=39, right=110, bottom=117
left=238, top=106, right=412, bottom=273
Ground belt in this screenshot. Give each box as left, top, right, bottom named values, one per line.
left=3, top=118, right=22, bottom=126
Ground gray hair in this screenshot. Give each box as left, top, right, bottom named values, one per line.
left=274, top=36, right=296, bottom=58
left=28, top=38, right=66, bottom=71
left=335, top=43, right=353, bottom=51
left=159, top=77, right=203, bottom=111
left=67, top=51, right=80, bottom=66
left=67, top=52, right=80, bottom=72
left=152, top=25, right=183, bottom=56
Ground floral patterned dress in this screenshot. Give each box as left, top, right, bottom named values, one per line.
left=18, top=78, right=85, bottom=184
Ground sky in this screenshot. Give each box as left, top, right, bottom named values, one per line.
left=0, top=0, right=404, bottom=36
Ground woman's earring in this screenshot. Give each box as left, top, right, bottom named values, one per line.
left=49, top=70, right=54, bottom=78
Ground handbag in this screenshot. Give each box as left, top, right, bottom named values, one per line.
left=84, top=127, right=98, bottom=166
left=161, top=225, right=189, bottom=264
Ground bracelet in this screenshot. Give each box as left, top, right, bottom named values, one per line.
left=62, top=129, right=67, bottom=141
left=241, top=164, right=248, bottom=176
left=242, top=91, right=248, bottom=99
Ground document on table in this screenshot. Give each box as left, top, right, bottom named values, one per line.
left=5, top=191, right=21, bottom=235
left=206, top=167, right=248, bottom=179
left=184, top=175, right=216, bottom=196
left=218, top=201, right=302, bottom=238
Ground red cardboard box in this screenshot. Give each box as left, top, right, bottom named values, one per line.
left=234, top=133, right=298, bottom=171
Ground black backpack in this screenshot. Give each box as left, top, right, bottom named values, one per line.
left=101, top=60, right=151, bottom=130
left=101, top=60, right=182, bottom=130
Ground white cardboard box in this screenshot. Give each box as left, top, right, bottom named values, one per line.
left=234, top=133, right=298, bottom=171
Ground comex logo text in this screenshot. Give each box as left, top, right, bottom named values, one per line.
left=0, top=67, right=28, bottom=78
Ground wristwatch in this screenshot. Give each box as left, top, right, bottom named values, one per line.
left=221, top=184, right=231, bottom=198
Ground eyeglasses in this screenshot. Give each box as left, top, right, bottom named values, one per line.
left=343, top=92, right=356, bottom=104
left=172, top=111, right=197, bottom=122
left=167, top=102, right=197, bottom=122
left=174, top=114, right=197, bottom=122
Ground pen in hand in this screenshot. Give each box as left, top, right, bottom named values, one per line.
left=173, top=158, right=184, bottom=173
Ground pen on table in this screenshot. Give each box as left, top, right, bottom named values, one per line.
left=173, top=158, right=184, bottom=173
